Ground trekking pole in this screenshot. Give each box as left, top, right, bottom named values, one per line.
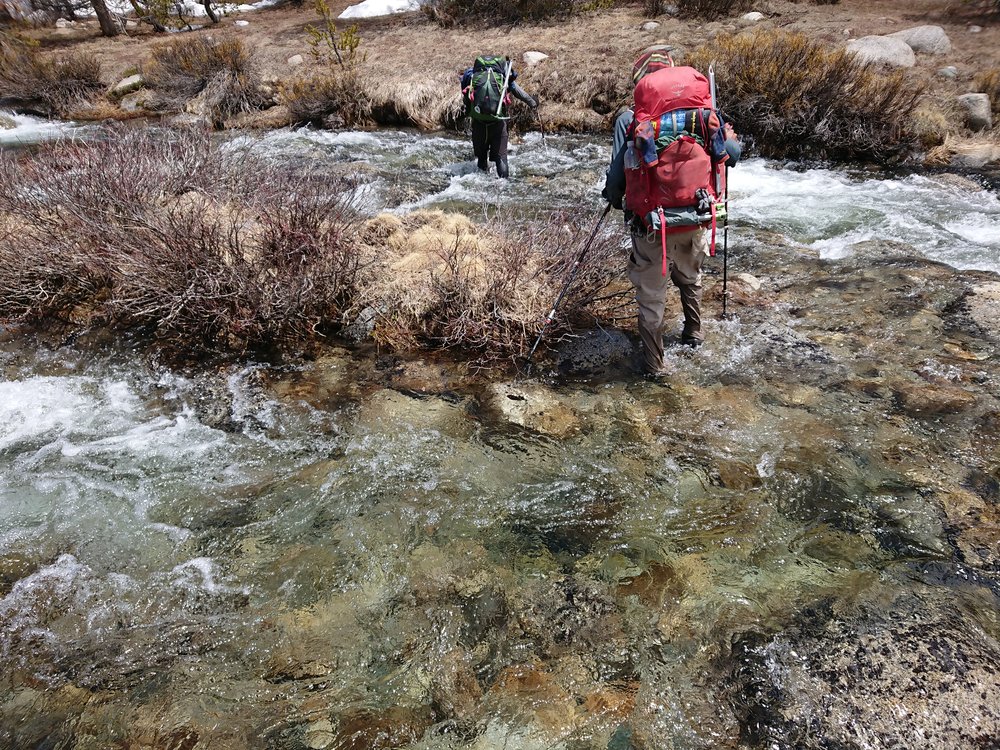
left=722, top=167, right=730, bottom=319
left=536, top=107, right=547, bottom=146
left=523, top=203, right=613, bottom=373
left=497, top=57, right=513, bottom=119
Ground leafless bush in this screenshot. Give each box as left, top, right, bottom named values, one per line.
left=354, top=211, right=627, bottom=366
left=677, top=0, right=750, bottom=18
left=144, top=37, right=264, bottom=126
left=422, top=0, right=596, bottom=26
left=687, top=29, right=924, bottom=162
left=281, top=70, right=373, bottom=127
left=0, top=126, right=362, bottom=358
left=0, top=34, right=103, bottom=115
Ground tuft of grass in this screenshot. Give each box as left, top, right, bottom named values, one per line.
left=976, top=69, right=1000, bottom=115
left=281, top=71, right=373, bottom=128
left=352, top=210, right=628, bottom=367
left=0, top=33, right=103, bottom=116
left=687, top=29, right=925, bottom=162
left=144, top=37, right=264, bottom=126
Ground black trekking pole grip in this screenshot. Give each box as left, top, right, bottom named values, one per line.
left=523, top=203, right=613, bottom=370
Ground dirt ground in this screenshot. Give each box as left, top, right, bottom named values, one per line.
left=12, top=0, right=1000, bottom=146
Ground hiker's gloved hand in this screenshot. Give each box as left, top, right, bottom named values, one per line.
left=723, top=123, right=737, bottom=142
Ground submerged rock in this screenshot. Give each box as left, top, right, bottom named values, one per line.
left=485, top=382, right=582, bottom=438
left=733, top=596, right=1000, bottom=749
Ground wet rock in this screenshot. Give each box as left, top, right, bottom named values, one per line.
left=892, top=379, right=977, bottom=417
left=0, top=552, right=43, bottom=597
left=304, top=719, right=335, bottom=749
left=111, top=74, right=144, bottom=98
left=967, top=281, right=1000, bottom=337
left=553, top=327, right=636, bottom=377
left=485, top=382, right=582, bottom=438
left=958, top=93, right=993, bottom=132
left=888, top=25, right=951, bottom=54
left=522, top=50, right=548, bottom=66
left=846, top=36, right=916, bottom=68
left=333, top=707, right=433, bottom=750
left=733, top=596, right=1000, bottom=749
left=430, top=647, right=482, bottom=721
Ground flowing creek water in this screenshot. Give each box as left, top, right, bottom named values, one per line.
left=3, top=123, right=1000, bottom=749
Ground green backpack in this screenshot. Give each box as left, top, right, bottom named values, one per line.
left=467, top=56, right=511, bottom=123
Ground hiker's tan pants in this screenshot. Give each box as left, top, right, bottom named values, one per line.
left=628, top=227, right=710, bottom=374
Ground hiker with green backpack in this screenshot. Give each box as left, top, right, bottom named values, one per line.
left=603, top=46, right=743, bottom=380
left=460, top=56, right=539, bottom=179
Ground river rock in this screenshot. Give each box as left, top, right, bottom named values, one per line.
left=967, top=281, right=1000, bottom=337
left=552, top=327, right=636, bottom=377
left=892, top=379, right=977, bottom=417
left=522, top=50, right=548, bottom=66
left=304, top=719, right=335, bottom=749
left=957, top=93, right=992, bottom=132
left=733, top=596, right=1000, bottom=749
left=0, top=113, right=15, bottom=130
left=485, top=382, right=581, bottom=438
left=949, top=143, right=1000, bottom=168
left=846, top=36, right=916, bottom=68
left=937, top=65, right=958, bottom=79
left=118, top=90, right=150, bottom=113
left=333, top=707, right=433, bottom=750
left=111, top=74, right=144, bottom=98
left=287, top=54, right=304, bottom=67
left=888, top=25, right=951, bottom=54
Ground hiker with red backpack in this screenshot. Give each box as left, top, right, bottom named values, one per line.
left=603, top=46, right=742, bottom=379
left=460, top=56, right=539, bottom=179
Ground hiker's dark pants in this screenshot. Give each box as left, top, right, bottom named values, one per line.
left=471, top=120, right=509, bottom=166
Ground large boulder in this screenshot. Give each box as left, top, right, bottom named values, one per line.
left=888, top=25, right=952, bottom=54
left=957, top=93, right=993, bottom=132
left=733, top=596, right=1000, bottom=749
left=111, top=74, right=144, bottom=98
left=846, top=36, right=916, bottom=68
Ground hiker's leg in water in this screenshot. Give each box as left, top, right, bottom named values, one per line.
left=668, top=228, right=710, bottom=345
left=492, top=121, right=510, bottom=178
left=472, top=120, right=489, bottom=171
left=628, top=231, right=670, bottom=373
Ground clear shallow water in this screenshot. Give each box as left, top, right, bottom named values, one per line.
left=3, top=127, right=1000, bottom=748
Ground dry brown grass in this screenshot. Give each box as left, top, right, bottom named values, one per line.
left=976, top=69, right=1000, bottom=114
left=144, top=36, right=264, bottom=126
left=281, top=70, right=373, bottom=127
left=0, top=33, right=103, bottom=116
left=687, top=29, right=925, bottom=162
left=352, top=210, right=628, bottom=366
left=677, top=0, right=751, bottom=18
left=422, top=0, right=598, bottom=27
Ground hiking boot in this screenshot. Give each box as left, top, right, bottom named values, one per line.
left=680, top=335, right=704, bottom=349
left=476, top=157, right=489, bottom=172
left=496, top=158, right=510, bottom=179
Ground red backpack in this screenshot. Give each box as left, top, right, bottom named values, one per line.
left=624, top=66, right=729, bottom=263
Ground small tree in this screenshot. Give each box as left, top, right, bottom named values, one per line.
left=90, top=0, right=121, bottom=36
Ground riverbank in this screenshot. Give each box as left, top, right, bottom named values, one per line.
left=5, top=0, right=1000, bottom=167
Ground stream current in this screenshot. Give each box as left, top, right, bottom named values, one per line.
left=3, top=117, right=1000, bottom=749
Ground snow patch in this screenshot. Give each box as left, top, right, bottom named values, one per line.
left=338, top=0, right=421, bottom=19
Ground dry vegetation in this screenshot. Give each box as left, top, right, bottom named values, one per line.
left=422, top=0, right=606, bottom=26
left=0, top=127, right=622, bottom=366
left=144, top=36, right=265, bottom=126
left=0, top=32, right=103, bottom=116
left=977, top=69, right=1000, bottom=115
left=687, top=29, right=926, bottom=162
left=281, top=71, right=373, bottom=127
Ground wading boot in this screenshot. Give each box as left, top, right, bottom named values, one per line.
left=496, top=158, right=510, bottom=179
left=678, top=283, right=704, bottom=347
left=477, top=157, right=489, bottom=173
